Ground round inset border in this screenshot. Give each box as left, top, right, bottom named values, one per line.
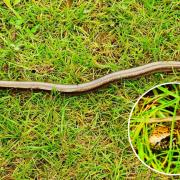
left=128, top=82, right=180, bottom=176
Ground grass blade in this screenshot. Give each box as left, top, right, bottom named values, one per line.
left=3, top=0, right=21, bottom=18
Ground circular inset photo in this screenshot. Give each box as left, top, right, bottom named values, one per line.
left=128, top=82, right=180, bottom=176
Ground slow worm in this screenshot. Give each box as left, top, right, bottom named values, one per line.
left=0, top=61, right=180, bottom=93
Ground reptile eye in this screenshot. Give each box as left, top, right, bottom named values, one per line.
left=154, top=142, right=160, bottom=147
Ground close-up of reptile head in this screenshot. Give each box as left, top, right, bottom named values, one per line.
left=129, top=82, right=180, bottom=176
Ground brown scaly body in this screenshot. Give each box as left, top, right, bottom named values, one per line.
left=0, top=61, right=180, bottom=93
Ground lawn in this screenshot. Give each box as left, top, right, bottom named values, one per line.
left=0, top=0, right=179, bottom=179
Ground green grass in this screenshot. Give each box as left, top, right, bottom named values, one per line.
left=0, top=0, right=180, bottom=179
left=130, top=84, right=180, bottom=175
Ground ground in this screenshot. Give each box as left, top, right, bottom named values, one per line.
left=0, top=0, right=179, bottom=179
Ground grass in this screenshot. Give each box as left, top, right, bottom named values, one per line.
left=129, top=83, right=180, bottom=175
left=0, top=0, right=180, bottom=179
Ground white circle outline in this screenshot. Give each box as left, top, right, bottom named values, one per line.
left=128, top=82, right=180, bottom=176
